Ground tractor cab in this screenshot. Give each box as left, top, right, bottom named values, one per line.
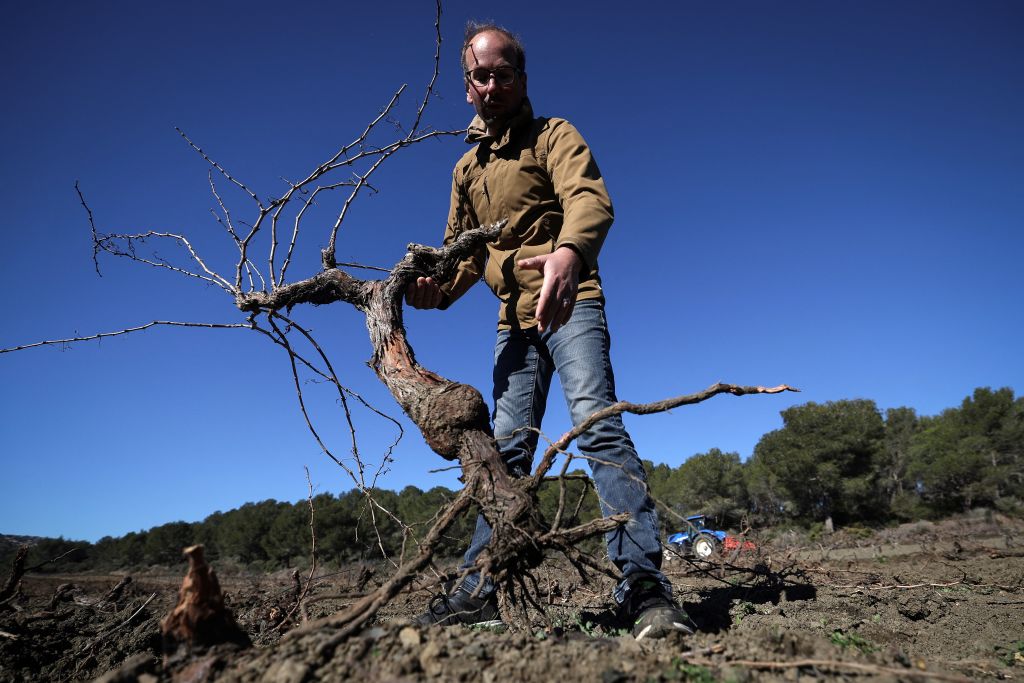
left=686, top=514, right=709, bottom=530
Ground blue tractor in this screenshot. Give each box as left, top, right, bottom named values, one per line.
left=667, top=514, right=728, bottom=559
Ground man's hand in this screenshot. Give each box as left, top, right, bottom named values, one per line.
left=405, top=276, right=444, bottom=309
left=518, top=246, right=582, bottom=333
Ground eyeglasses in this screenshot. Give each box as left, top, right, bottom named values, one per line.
left=465, top=66, right=520, bottom=87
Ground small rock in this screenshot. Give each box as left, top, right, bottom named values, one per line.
left=896, top=595, right=931, bottom=621
left=260, top=660, right=309, bottom=683
left=362, top=626, right=388, bottom=640
left=614, top=634, right=642, bottom=654
left=601, top=669, right=627, bottom=683
left=719, top=665, right=751, bottom=683
left=464, top=642, right=489, bottom=660
left=660, top=629, right=692, bottom=649
left=419, top=640, right=445, bottom=677
left=399, top=626, right=422, bottom=649
left=93, top=654, right=157, bottom=683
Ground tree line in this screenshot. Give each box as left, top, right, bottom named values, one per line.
left=647, top=386, right=1022, bottom=530
left=5, top=386, right=1019, bottom=573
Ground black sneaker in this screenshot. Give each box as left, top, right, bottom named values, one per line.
left=619, top=580, right=695, bottom=640
left=414, top=583, right=504, bottom=627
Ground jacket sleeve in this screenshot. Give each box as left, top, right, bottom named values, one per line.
left=438, top=170, right=485, bottom=309
left=545, top=119, right=614, bottom=271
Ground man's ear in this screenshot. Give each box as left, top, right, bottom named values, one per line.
left=466, top=83, right=473, bottom=105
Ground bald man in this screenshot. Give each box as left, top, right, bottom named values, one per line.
left=408, top=23, right=693, bottom=640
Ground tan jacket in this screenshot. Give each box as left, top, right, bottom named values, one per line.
left=439, top=99, right=614, bottom=329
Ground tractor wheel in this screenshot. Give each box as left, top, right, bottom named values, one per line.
left=692, top=534, right=717, bottom=559
left=665, top=543, right=685, bottom=562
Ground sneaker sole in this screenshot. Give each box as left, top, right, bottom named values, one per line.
left=467, top=619, right=506, bottom=628
left=635, top=621, right=694, bottom=641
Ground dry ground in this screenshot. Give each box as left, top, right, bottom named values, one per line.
left=2, top=513, right=1021, bottom=682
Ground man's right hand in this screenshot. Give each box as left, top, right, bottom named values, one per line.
left=405, top=276, right=444, bottom=309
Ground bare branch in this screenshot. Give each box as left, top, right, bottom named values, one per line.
left=531, top=383, right=800, bottom=486
left=77, top=592, right=157, bottom=654
left=336, top=261, right=391, bottom=273
left=177, top=127, right=264, bottom=211
left=265, top=314, right=356, bottom=476
left=75, top=181, right=103, bottom=276
left=301, top=486, right=476, bottom=650
left=208, top=171, right=240, bottom=243
left=237, top=268, right=371, bottom=312
left=94, top=230, right=235, bottom=292
left=409, top=0, right=444, bottom=139
left=317, top=15, right=462, bottom=269
left=1, top=321, right=249, bottom=354
left=272, top=466, right=319, bottom=632
left=26, top=546, right=83, bottom=572
left=550, top=452, right=580, bottom=531
left=245, top=316, right=404, bottom=448
left=237, top=220, right=505, bottom=315
left=322, top=149, right=401, bottom=269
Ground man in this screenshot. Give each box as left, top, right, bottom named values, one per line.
left=407, top=23, right=692, bottom=640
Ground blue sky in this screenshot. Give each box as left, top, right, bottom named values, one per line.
left=2, top=1, right=1021, bottom=542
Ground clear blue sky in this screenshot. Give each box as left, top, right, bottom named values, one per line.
left=2, top=1, right=1021, bottom=542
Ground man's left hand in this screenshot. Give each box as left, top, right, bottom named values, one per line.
left=517, top=246, right=581, bottom=333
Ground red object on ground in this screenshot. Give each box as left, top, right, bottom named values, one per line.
left=723, top=536, right=757, bottom=551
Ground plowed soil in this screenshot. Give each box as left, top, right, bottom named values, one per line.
left=2, top=513, right=1022, bottom=682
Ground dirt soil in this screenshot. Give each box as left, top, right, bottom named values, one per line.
left=2, top=513, right=1022, bottom=682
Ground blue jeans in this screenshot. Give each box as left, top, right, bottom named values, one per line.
left=458, top=300, right=671, bottom=604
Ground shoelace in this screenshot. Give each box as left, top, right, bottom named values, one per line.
left=427, top=592, right=452, bottom=620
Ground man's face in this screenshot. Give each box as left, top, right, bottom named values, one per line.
left=464, top=31, right=526, bottom=132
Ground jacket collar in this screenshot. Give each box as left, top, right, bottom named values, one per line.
left=466, top=98, right=535, bottom=150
